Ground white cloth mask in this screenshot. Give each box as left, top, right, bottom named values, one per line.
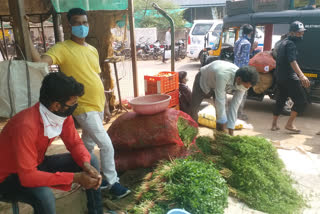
left=235, top=83, right=249, bottom=92
left=39, top=103, right=66, bottom=139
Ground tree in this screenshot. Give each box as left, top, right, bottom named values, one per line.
left=134, top=0, right=186, bottom=29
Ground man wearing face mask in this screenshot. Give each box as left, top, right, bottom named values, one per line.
left=0, top=72, right=106, bottom=214
left=189, top=60, right=259, bottom=135
left=30, top=8, right=131, bottom=198
left=234, top=24, right=254, bottom=121
left=271, top=21, right=310, bottom=133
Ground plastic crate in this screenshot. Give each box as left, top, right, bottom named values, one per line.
left=172, top=104, right=180, bottom=110
left=144, top=71, right=179, bottom=95
left=166, top=89, right=179, bottom=108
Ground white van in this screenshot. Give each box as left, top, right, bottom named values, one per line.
left=187, top=20, right=223, bottom=60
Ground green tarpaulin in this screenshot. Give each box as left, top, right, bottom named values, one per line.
left=50, top=0, right=128, bottom=12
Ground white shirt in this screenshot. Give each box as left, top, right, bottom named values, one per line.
left=165, top=31, right=171, bottom=46
left=199, top=60, right=244, bottom=129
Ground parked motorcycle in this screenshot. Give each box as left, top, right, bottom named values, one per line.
left=113, top=41, right=131, bottom=59
left=152, top=40, right=164, bottom=60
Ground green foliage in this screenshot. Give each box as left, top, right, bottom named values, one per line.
left=133, top=0, right=186, bottom=29
left=177, top=117, right=198, bottom=147
left=195, top=134, right=306, bottom=214
left=131, top=158, right=229, bottom=214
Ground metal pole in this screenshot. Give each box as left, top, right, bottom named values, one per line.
left=152, top=3, right=175, bottom=71
left=40, top=15, right=47, bottom=52
left=128, top=0, right=139, bottom=97
left=0, top=17, right=8, bottom=59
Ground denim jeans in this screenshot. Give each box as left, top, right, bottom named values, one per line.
left=0, top=153, right=103, bottom=214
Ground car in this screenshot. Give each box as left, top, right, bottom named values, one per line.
left=186, top=20, right=223, bottom=60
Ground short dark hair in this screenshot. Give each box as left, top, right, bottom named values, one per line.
left=242, top=24, right=253, bottom=35
left=67, top=8, right=87, bottom=22
left=235, top=66, right=259, bottom=86
left=40, top=72, right=84, bottom=108
left=179, top=71, right=187, bottom=83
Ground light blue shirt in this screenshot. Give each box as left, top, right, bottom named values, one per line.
left=199, top=60, right=245, bottom=129
left=234, top=36, right=251, bottom=68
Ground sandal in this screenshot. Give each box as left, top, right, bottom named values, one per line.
left=285, top=127, right=301, bottom=134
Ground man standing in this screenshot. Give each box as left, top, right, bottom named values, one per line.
left=163, top=27, right=171, bottom=62
left=30, top=8, right=130, bottom=198
left=0, top=72, right=104, bottom=214
left=234, top=24, right=254, bottom=120
left=189, top=60, right=258, bottom=135
left=271, top=21, right=310, bottom=133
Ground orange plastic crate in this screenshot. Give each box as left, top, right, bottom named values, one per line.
left=145, top=71, right=179, bottom=94
left=167, top=89, right=179, bottom=108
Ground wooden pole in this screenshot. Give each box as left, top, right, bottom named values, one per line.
left=52, top=12, right=62, bottom=43
left=40, top=15, right=47, bottom=52
left=128, top=0, right=139, bottom=97
left=8, top=0, right=32, bottom=60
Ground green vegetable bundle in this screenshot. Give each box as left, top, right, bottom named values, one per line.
left=195, top=133, right=305, bottom=214
left=131, top=158, right=228, bottom=214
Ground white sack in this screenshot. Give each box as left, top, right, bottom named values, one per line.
left=0, top=60, right=49, bottom=118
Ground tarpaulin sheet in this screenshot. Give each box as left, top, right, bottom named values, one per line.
left=50, top=0, right=128, bottom=12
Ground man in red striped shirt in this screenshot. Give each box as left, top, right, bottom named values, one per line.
left=0, top=72, right=105, bottom=214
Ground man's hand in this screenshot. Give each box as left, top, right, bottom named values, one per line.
left=83, top=162, right=102, bottom=190
left=74, top=172, right=100, bottom=190
left=299, top=75, right=310, bottom=88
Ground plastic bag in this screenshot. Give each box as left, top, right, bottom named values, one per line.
left=198, top=105, right=243, bottom=130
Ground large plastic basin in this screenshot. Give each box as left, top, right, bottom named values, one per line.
left=129, top=94, right=171, bottom=115
left=167, top=209, right=191, bottom=214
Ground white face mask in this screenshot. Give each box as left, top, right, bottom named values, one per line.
left=235, top=83, right=249, bottom=92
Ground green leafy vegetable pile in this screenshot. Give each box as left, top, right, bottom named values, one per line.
left=177, top=117, right=198, bottom=147
left=195, top=133, right=305, bottom=214
left=131, top=158, right=228, bottom=214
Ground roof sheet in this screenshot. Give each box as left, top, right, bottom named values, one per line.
left=172, top=0, right=226, bottom=8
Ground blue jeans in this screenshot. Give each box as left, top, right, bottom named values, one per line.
left=0, top=153, right=103, bottom=214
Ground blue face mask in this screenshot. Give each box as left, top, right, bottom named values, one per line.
left=71, top=25, right=89, bottom=38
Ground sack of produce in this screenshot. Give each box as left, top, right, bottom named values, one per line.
left=198, top=105, right=243, bottom=130
left=249, top=51, right=275, bottom=73
left=253, top=72, right=273, bottom=94
left=108, top=109, right=198, bottom=171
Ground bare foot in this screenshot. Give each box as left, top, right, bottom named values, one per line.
left=285, top=125, right=301, bottom=134
left=271, top=124, right=280, bottom=131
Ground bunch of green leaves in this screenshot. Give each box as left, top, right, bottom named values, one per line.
left=131, top=158, right=228, bottom=214
left=177, top=117, right=198, bottom=148
left=195, top=134, right=306, bottom=214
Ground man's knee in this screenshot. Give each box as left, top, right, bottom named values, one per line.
left=31, top=187, right=55, bottom=213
